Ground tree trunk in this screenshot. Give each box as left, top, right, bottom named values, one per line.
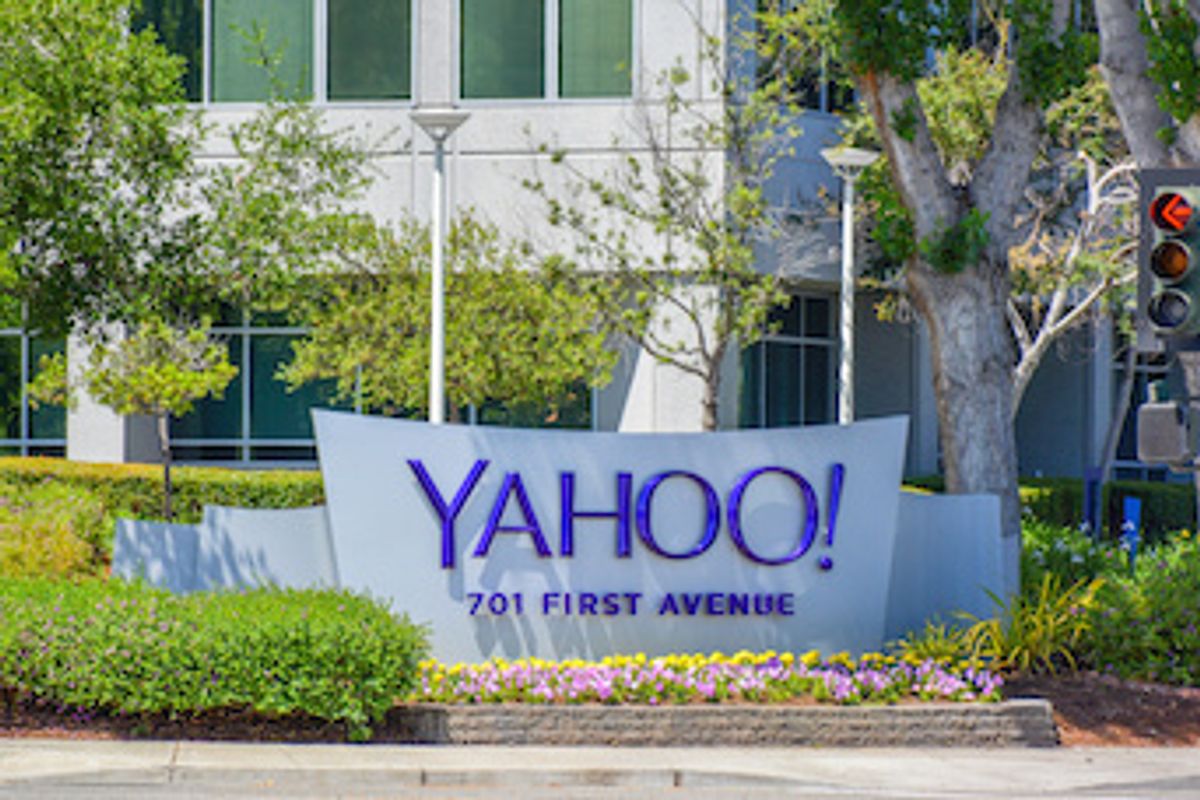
left=701, top=390, right=718, bottom=432
left=909, top=262, right=1022, bottom=594
left=157, top=412, right=173, bottom=521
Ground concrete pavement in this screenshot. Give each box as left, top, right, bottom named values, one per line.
left=0, top=741, right=1198, bottom=798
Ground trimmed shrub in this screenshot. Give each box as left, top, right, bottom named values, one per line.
left=0, top=481, right=109, bottom=578
left=0, top=579, right=428, bottom=741
left=0, top=458, right=323, bottom=523
left=907, top=475, right=1195, bottom=544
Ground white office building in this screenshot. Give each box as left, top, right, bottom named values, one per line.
left=1, top=0, right=1136, bottom=485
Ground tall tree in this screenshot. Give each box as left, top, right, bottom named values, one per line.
left=765, top=0, right=1096, bottom=587
left=0, top=0, right=197, bottom=331
left=846, top=44, right=1136, bottom=418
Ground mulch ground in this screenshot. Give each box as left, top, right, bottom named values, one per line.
left=3, top=672, right=1199, bottom=746
left=1005, top=672, right=1200, bottom=746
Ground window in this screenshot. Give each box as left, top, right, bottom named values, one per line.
left=461, top=0, right=632, bottom=99
left=740, top=296, right=836, bottom=428
left=461, top=0, right=544, bottom=99
left=328, top=0, right=412, bottom=100
left=133, top=0, right=204, bottom=102
left=211, top=0, right=313, bottom=101
left=559, top=0, right=633, bottom=98
left=170, top=310, right=592, bottom=464
left=171, top=312, right=345, bottom=464
left=137, top=0, right=413, bottom=103
left=0, top=301, right=66, bottom=456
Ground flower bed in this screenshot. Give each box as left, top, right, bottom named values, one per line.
left=411, top=651, right=1002, bottom=706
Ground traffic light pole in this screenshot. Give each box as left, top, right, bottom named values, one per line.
left=1177, top=352, right=1200, bottom=531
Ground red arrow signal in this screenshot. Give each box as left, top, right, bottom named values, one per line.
left=1151, top=192, right=1194, bottom=232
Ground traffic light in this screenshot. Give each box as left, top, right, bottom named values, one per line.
left=1145, top=188, right=1200, bottom=337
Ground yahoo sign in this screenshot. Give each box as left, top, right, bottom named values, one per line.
left=314, top=410, right=908, bottom=662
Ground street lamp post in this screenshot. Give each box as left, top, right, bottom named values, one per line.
left=820, top=146, right=879, bottom=425
left=411, top=108, right=470, bottom=424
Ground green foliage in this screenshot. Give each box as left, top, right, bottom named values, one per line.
left=829, top=0, right=971, bottom=81
left=0, top=579, right=428, bottom=741
left=195, top=96, right=378, bottom=314
left=890, top=619, right=970, bottom=665
left=0, top=482, right=109, bottom=579
left=284, top=214, right=615, bottom=419
left=2, top=0, right=377, bottom=334
left=1084, top=532, right=1200, bottom=685
left=918, top=209, right=991, bottom=274
left=0, top=0, right=198, bottom=332
left=0, top=457, right=323, bottom=545
left=1009, top=0, right=1096, bottom=108
left=71, top=319, right=236, bottom=420
left=1141, top=0, right=1200, bottom=126
left=1021, top=519, right=1127, bottom=593
left=28, top=319, right=239, bottom=519
left=918, top=48, right=1008, bottom=169
left=1044, top=67, right=1125, bottom=162
left=960, top=573, right=1104, bottom=675
left=527, top=35, right=793, bottom=428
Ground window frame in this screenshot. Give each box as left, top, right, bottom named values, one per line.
left=0, top=326, right=66, bottom=457
left=740, top=293, right=838, bottom=429
left=455, top=0, right=639, bottom=104
left=172, top=0, right=418, bottom=106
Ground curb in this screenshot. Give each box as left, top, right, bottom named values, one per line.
left=385, top=699, right=1058, bottom=747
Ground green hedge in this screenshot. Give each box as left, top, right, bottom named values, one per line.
left=0, top=480, right=109, bottom=578
left=0, top=579, right=428, bottom=740
left=0, top=458, right=323, bottom=524
left=906, top=475, right=1195, bottom=544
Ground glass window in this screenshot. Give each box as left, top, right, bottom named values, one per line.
left=0, top=337, right=21, bottom=440
left=803, top=342, right=830, bottom=424
left=328, top=0, right=412, bottom=100
left=134, top=0, right=204, bottom=102
left=740, top=295, right=836, bottom=428
left=559, top=0, right=631, bottom=97
left=250, top=335, right=342, bottom=439
left=211, top=0, right=314, bottom=102
left=461, top=0, right=545, bottom=99
left=28, top=338, right=65, bottom=441
left=172, top=336, right=244, bottom=439
left=765, top=342, right=802, bottom=427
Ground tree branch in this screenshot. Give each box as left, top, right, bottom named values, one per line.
left=858, top=72, right=956, bottom=240
left=1095, top=0, right=1175, bottom=168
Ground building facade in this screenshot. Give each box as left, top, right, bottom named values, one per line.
left=26, top=0, right=1129, bottom=484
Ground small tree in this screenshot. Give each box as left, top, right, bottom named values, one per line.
left=30, top=319, right=237, bottom=520
left=525, top=32, right=795, bottom=430
left=283, top=214, right=616, bottom=422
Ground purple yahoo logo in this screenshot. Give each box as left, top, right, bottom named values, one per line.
left=407, top=460, right=846, bottom=570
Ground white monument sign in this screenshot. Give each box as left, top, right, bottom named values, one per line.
left=314, top=410, right=908, bottom=662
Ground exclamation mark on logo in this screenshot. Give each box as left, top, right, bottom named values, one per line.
left=818, top=463, right=845, bottom=571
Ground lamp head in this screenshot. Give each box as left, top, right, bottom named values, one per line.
left=411, top=108, right=471, bottom=143
left=820, top=146, right=880, bottom=178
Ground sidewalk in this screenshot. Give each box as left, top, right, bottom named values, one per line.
left=1, top=740, right=1199, bottom=798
